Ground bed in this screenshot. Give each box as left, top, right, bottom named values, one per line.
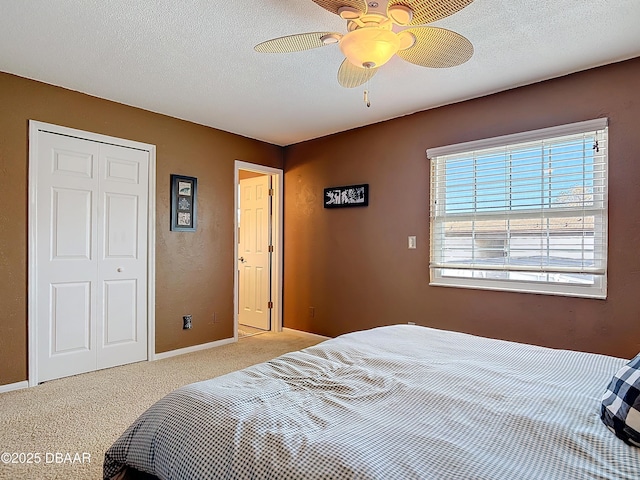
left=103, top=325, right=640, bottom=479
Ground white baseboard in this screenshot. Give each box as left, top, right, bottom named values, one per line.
left=153, top=337, right=236, bottom=361
left=0, top=381, right=29, bottom=394
left=283, top=327, right=331, bottom=341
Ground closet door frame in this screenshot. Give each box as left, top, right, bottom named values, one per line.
left=28, top=120, right=157, bottom=386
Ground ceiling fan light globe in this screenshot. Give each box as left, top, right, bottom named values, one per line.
left=339, top=27, right=401, bottom=68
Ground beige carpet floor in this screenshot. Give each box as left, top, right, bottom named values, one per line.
left=0, top=330, right=324, bottom=480
left=237, top=324, right=268, bottom=338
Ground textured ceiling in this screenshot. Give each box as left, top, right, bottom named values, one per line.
left=0, top=0, right=639, bottom=146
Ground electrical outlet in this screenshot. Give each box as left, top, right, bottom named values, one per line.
left=408, top=236, right=417, bottom=249
left=183, top=315, right=192, bottom=330
left=309, top=307, right=315, bottom=318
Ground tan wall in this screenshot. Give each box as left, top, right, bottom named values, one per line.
left=0, top=72, right=282, bottom=386
left=283, top=57, right=640, bottom=359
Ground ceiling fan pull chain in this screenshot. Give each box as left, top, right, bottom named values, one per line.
left=364, top=74, right=371, bottom=107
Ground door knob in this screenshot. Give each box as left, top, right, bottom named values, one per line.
left=117, top=267, right=124, bottom=272
left=239, top=257, right=246, bottom=263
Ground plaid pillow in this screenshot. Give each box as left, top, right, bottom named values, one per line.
left=601, top=353, right=640, bottom=447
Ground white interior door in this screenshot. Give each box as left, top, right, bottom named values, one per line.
left=35, top=131, right=148, bottom=383
left=238, top=175, right=271, bottom=330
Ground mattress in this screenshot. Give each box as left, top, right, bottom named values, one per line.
left=104, top=325, right=640, bottom=479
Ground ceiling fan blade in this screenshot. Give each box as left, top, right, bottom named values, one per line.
left=255, top=32, right=340, bottom=53
left=396, top=27, right=473, bottom=68
left=388, top=0, right=474, bottom=25
left=311, top=0, right=367, bottom=17
left=337, top=59, right=378, bottom=88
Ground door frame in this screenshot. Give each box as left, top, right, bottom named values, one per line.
left=28, top=120, right=157, bottom=386
left=234, top=161, right=283, bottom=338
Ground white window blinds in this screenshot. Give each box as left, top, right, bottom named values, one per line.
left=427, top=118, right=608, bottom=298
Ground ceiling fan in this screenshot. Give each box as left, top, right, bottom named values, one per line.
left=255, top=0, right=474, bottom=93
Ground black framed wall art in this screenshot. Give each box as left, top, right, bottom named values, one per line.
left=170, top=174, right=197, bottom=231
left=323, top=184, right=369, bottom=208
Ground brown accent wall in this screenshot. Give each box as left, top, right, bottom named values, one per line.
left=0, top=72, right=282, bottom=386
left=283, top=57, right=640, bottom=359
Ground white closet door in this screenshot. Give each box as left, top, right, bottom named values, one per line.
left=96, top=143, right=148, bottom=369
left=35, top=132, right=148, bottom=382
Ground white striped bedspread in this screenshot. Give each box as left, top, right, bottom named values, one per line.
left=103, top=325, right=640, bottom=479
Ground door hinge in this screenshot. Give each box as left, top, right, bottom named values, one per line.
left=268, top=188, right=274, bottom=196
left=268, top=245, right=274, bottom=253
left=268, top=301, right=273, bottom=309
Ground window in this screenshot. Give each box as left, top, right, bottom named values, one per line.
left=427, top=118, right=608, bottom=298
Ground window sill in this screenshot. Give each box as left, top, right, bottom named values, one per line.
left=429, top=277, right=607, bottom=300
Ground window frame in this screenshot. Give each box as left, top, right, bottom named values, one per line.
left=427, top=118, right=608, bottom=299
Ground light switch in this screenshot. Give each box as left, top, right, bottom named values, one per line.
left=408, top=236, right=417, bottom=249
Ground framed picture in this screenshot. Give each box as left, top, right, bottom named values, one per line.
left=170, top=174, right=197, bottom=231
left=323, top=184, right=369, bottom=208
